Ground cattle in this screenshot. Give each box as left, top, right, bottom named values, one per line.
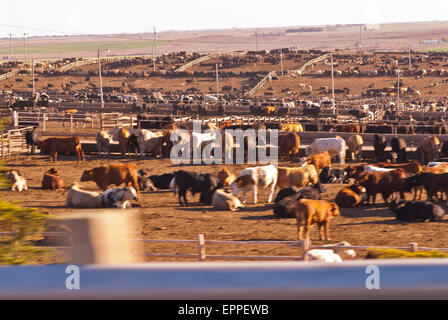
left=319, top=166, right=349, bottom=184
left=118, top=128, right=131, bottom=156
left=137, top=130, right=165, bottom=156
left=273, top=183, right=326, bottom=218
left=211, top=188, right=245, bottom=211
left=137, top=170, right=157, bottom=192
left=378, top=161, right=423, bottom=175
left=296, top=199, right=340, bottom=241
left=217, top=169, right=236, bottom=187
left=404, top=172, right=448, bottom=202
left=80, top=163, right=140, bottom=194
left=41, top=168, right=65, bottom=190
left=37, top=137, right=85, bottom=164
left=373, top=134, right=387, bottom=161
left=4, top=170, right=28, bottom=192
left=389, top=198, right=444, bottom=222
left=128, top=134, right=140, bottom=155
left=347, top=135, right=363, bottom=162
left=335, top=124, right=360, bottom=133
left=173, top=170, right=219, bottom=206
left=96, top=131, right=113, bottom=155
left=140, top=135, right=164, bottom=158
left=100, top=186, right=138, bottom=209
left=278, top=132, right=300, bottom=158
left=148, top=173, right=175, bottom=189
left=419, top=136, right=441, bottom=164
left=25, top=129, right=41, bottom=154
left=299, top=151, right=331, bottom=171
left=364, top=165, right=394, bottom=172
left=305, top=241, right=356, bottom=262
left=65, top=183, right=102, bottom=208
left=306, top=138, right=346, bottom=165
left=391, top=137, right=407, bottom=163
left=425, top=163, right=448, bottom=173
left=230, top=165, right=278, bottom=204
left=277, top=165, right=318, bottom=189
left=335, top=184, right=367, bottom=207
left=280, top=123, right=303, bottom=132
left=356, top=169, right=408, bottom=205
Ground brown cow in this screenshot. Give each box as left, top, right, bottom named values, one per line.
left=378, top=161, right=423, bottom=174
left=80, top=163, right=140, bottom=194
left=335, top=184, right=367, bottom=207
left=335, top=124, right=360, bottom=133
left=217, top=168, right=236, bottom=187
left=295, top=199, right=340, bottom=241
left=356, top=169, right=408, bottom=205
left=38, top=137, right=85, bottom=164
left=118, top=128, right=131, bottom=156
left=281, top=123, right=304, bottom=132
left=42, top=168, right=65, bottom=190
left=300, top=151, right=331, bottom=171
left=278, top=132, right=300, bottom=158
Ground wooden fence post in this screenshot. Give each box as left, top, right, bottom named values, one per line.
left=100, top=113, right=104, bottom=131
left=197, top=234, right=206, bottom=261
left=43, top=113, right=46, bottom=131
left=410, top=243, right=418, bottom=253
left=70, top=114, right=73, bottom=132
left=301, top=239, right=310, bottom=261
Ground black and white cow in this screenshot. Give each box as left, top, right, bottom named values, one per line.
left=319, top=166, right=349, bottom=184
left=25, top=128, right=41, bottom=154
left=389, top=198, right=445, bottom=222
left=100, top=186, right=139, bottom=209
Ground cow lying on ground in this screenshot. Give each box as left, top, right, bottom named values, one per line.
left=389, top=198, right=445, bottom=222
left=273, top=183, right=326, bottom=218
left=137, top=170, right=157, bottom=191
left=38, top=136, right=85, bottom=164
left=211, top=188, right=245, bottom=211
left=299, top=151, right=331, bottom=171
left=42, top=168, right=65, bottom=190
left=296, top=199, right=340, bottom=241
left=173, top=171, right=220, bottom=206
left=4, top=170, right=27, bottom=192
left=80, top=163, right=140, bottom=194
left=319, top=166, right=349, bottom=184
left=335, top=185, right=368, bottom=207
left=100, top=186, right=138, bottom=208
left=65, top=183, right=138, bottom=209
left=230, top=165, right=278, bottom=204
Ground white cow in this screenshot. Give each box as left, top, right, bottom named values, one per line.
left=138, top=129, right=164, bottom=156
left=96, top=131, right=114, bottom=155
left=230, top=165, right=278, bottom=204
left=347, top=134, right=363, bottom=162
left=5, top=170, right=28, bottom=192
left=306, top=137, right=346, bottom=165
left=306, top=241, right=356, bottom=262
left=65, top=183, right=102, bottom=208
left=211, top=189, right=245, bottom=211
left=364, top=165, right=394, bottom=172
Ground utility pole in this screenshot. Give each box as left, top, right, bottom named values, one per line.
left=255, top=31, right=259, bottom=51
left=32, top=59, right=35, bottom=96
left=124, top=34, right=127, bottom=58
left=408, top=46, right=412, bottom=70
left=280, top=49, right=284, bottom=76
left=397, top=70, right=400, bottom=112
left=153, top=27, right=157, bottom=72
left=331, top=53, right=336, bottom=115
left=216, top=64, right=219, bottom=98
left=8, top=33, right=13, bottom=60
left=23, top=33, right=27, bottom=61
left=98, top=49, right=105, bottom=108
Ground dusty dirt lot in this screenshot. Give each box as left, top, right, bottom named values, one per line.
left=3, top=152, right=448, bottom=264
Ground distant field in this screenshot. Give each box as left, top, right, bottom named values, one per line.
left=0, top=40, right=168, bottom=56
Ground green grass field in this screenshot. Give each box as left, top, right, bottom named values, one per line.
left=0, top=39, right=168, bottom=56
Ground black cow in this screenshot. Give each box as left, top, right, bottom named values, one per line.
left=148, top=173, right=175, bottom=189
left=391, top=137, right=407, bottom=163
left=440, top=140, right=448, bottom=158
left=137, top=170, right=157, bottom=192
left=373, top=134, right=387, bottom=160
left=389, top=199, right=445, bottom=222
left=128, top=134, right=140, bottom=155
left=273, top=183, right=326, bottom=218
left=25, top=129, right=41, bottom=154
left=319, top=166, right=349, bottom=184
left=173, top=171, right=220, bottom=206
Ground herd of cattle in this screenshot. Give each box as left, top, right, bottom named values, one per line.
left=2, top=122, right=448, bottom=247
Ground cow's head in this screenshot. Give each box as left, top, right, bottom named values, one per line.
left=230, top=175, right=255, bottom=196
left=123, top=186, right=138, bottom=201
left=80, top=170, right=94, bottom=182
left=330, top=203, right=340, bottom=217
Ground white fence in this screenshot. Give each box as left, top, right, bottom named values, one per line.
left=0, top=126, right=33, bottom=158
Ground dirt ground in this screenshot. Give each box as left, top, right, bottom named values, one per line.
left=3, top=152, right=448, bottom=264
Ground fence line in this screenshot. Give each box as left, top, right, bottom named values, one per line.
left=0, top=126, right=33, bottom=158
